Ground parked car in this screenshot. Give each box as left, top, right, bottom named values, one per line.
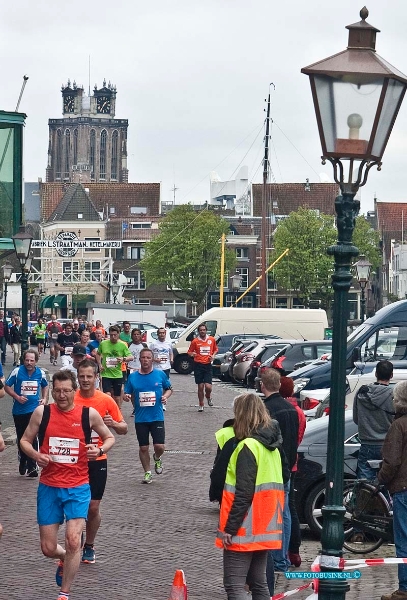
left=295, top=410, right=359, bottom=535
left=232, top=337, right=280, bottom=384
left=250, top=340, right=332, bottom=389
left=219, top=339, right=260, bottom=382
left=213, top=334, right=278, bottom=379
left=301, top=368, right=407, bottom=419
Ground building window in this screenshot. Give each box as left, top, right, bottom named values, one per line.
left=90, top=130, right=96, bottom=179
left=236, top=247, right=249, bottom=260
left=64, top=129, right=70, bottom=179
left=100, top=130, right=107, bottom=179
left=56, top=129, right=62, bottom=179
left=276, top=297, right=288, bottom=308
left=84, top=237, right=101, bottom=252
left=127, top=246, right=145, bottom=260
left=111, top=130, right=118, bottom=180
left=84, top=261, right=100, bottom=282
left=236, top=267, right=248, bottom=289
left=63, top=262, right=79, bottom=283
left=109, top=206, right=116, bottom=215
left=77, top=213, right=83, bottom=219
left=73, top=129, right=78, bottom=166
left=131, top=222, right=151, bottom=229
left=125, top=271, right=146, bottom=289
left=130, top=207, right=147, bottom=214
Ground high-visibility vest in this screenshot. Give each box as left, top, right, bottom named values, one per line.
left=215, top=426, right=234, bottom=449
left=215, top=436, right=284, bottom=552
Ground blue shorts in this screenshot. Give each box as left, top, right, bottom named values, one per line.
left=37, top=482, right=91, bottom=526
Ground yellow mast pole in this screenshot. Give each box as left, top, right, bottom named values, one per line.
left=219, top=233, right=226, bottom=308
left=234, top=248, right=289, bottom=306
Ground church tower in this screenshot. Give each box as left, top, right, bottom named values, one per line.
left=46, top=79, right=129, bottom=183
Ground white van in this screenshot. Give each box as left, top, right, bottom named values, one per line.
left=172, top=307, right=328, bottom=374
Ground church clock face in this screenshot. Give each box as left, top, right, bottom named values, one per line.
left=63, top=95, right=75, bottom=113
left=97, top=95, right=111, bottom=114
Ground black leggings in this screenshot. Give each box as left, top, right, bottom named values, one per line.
left=13, top=412, right=38, bottom=472
left=289, top=472, right=301, bottom=554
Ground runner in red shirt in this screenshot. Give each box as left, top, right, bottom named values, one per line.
left=187, top=323, right=218, bottom=412
left=75, top=359, right=128, bottom=564
left=20, top=370, right=115, bottom=600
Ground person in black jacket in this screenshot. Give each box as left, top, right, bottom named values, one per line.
left=0, top=310, right=9, bottom=365
left=261, top=367, right=299, bottom=592
left=9, top=316, right=23, bottom=366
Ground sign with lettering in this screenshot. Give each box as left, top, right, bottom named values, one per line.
left=32, top=232, right=122, bottom=257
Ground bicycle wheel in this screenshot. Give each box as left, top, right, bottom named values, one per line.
left=343, top=482, right=390, bottom=554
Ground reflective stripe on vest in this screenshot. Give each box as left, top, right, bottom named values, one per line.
left=215, top=426, right=235, bottom=449
left=215, top=436, right=284, bottom=552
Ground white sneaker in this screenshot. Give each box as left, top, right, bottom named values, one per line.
left=198, top=405, right=204, bottom=412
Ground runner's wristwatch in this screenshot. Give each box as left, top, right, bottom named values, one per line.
left=99, top=447, right=105, bottom=457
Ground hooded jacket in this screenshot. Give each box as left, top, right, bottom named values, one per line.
left=379, top=395, right=407, bottom=494
left=353, top=382, right=394, bottom=445
left=222, top=421, right=284, bottom=536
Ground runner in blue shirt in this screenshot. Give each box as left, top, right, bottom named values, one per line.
left=5, top=349, right=48, bottom=477
left=124, top=348, right=172, bottom=484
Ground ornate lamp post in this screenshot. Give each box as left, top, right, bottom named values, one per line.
left=353, top=255, right=372, bottom=322
left=302, top=8, right=407, bottom=599
left=2, top=262, right=13, bottom=318
left=12, top=226, right=33, bottom=361
left=230, top=272, right=243, bottom=292
left=111, top=282, right=120, bottom=304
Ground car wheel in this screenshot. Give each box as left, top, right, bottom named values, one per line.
left=173, top=355, right=194, bottom=375
left=304, top=479, right=355, bottom=537
left=220, top=371, right=231, bottom=382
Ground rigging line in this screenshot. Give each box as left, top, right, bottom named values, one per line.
left=178, top=121, right=264, bottom=203
left=123, top=125, right=265, bottom=271
left=270, top=137, right=283, bottom=183
left=273, top=121, right=320, bottom=178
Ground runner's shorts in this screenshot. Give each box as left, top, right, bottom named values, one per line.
left=88, top=458, right=108, bottom=500
left=135, top=421, right=165, bottom=447
left=194, top=362, right=212, bottom=385
left=102, top=377, right=123, bottom=397
left=37, top=482, right=91, bottom=525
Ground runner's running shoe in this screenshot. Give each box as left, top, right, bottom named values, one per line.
left=55, top=560, right=64, bottom=586
left=153, top=454, right=163, bottom=475
left=142, top=471, right=153, bottom=484
left=82, top=544, right=96, bottom=564
left=207, top=397, right=214, bottom=407
left=198, top=405, right=204, bottom=412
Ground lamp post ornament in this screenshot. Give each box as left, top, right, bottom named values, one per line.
left=302, top=7, right=407, bottom=600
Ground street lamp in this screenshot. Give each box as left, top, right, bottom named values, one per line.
left=2, top=262, right=13, bottom=318
left=111, top=282, right=120, bottom=304
left=12, top=226, right=33, bottom=361
left=230, top=272, right=243, bottom=291
left=302, top=8, right=407, bottom=599
left=353, top=255, right=372, bottom=322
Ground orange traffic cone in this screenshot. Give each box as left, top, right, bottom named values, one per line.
left=167, top=569, right=188, bottom=600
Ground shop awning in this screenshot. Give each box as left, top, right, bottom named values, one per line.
left=53, top=294, right=67, bottom=308
left=39, top=295, right=54, bottom=310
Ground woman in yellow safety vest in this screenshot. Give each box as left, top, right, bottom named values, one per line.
left=215, top=392, right=285, bottom=600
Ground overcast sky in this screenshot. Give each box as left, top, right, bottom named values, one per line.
left=3, top=0, right=407, bottom=214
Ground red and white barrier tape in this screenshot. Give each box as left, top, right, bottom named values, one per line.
left=344, top=557, right=407, bottom=568
left=270, top=583, right=312, bottom=600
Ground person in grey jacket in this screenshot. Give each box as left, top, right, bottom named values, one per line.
left=378, top=381, right=407, bottom=600
left=353, top=359, right=394, bottom=480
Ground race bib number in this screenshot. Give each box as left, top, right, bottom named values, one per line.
left=21, top=380, right=39, bottom=396
left=158, top=353, right=168, bottom=363
left=139, top=391, right=156, bottom=407
left=200, top=345, right=210, bottom=356
left=52, top=333, right=58, bottom=340
left=106, top=356, right=118, bottom=367
left=48, top=437, right=79, bottom=463
left=65, top=346, right=74, bottom=355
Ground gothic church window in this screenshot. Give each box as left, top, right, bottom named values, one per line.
left=64, top=129, right=70, bottom=179
left=56, top=130, right=62, bottom=179
left=90, top=130, right=96, bottom=180
left=100, top=129, right=107, bottom=179
left=73, top=129, right=78, bottom=166
left=111, top=130, right=118, bottom=180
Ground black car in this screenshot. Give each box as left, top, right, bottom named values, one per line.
left=249, top=340, right=332, bottom=389
left=295, top=410, right=359, bottom=535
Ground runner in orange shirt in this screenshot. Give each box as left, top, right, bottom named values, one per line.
left=75, top=359, right=128, bottom=564
left=187, top=323, right=218, bottom=412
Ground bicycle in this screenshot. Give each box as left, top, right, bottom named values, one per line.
left=342, top=460, right=393, bottom=554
